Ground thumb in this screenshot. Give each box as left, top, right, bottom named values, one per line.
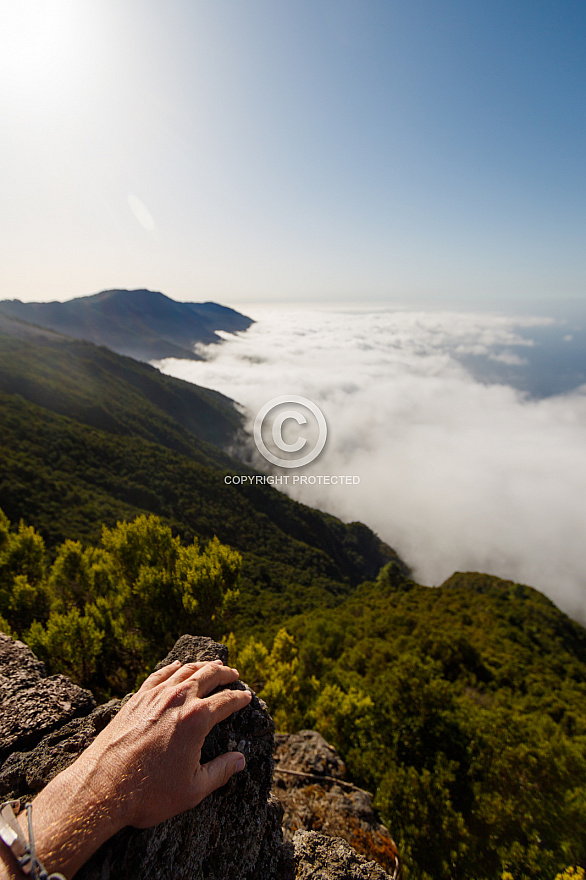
left=193, top=751, right=246, bottom=804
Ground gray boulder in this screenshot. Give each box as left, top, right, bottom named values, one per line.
left=0, top=633, right=96, bottom=763
left=0, top=633, right=399, bottom=880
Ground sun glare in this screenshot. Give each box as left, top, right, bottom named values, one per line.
left=1, top=1, right=100, bottom=113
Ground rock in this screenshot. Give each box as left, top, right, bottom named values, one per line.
left=0, top=700, right=121, bottom=801
left=155, top=633, right=229, bottom=667
left=0, top=632, right=46, bottom=682
left=1, top=634, right=288, bottom=880
left=0, top=633, right=400, bottom=880
left=294, top=831, right=394, bottom=880
left=273, top=731, right=400, bottom=878
left=0, top=632, right=96, bottom=763
left=275, top=730, right=346, bottom=780
left=73, top=635, right=288, bottom=880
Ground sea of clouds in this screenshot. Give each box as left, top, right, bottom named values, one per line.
left=156, top=305, right=586, bottom=621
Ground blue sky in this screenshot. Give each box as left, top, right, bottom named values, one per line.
left=1, top=0, right=585, bottom=306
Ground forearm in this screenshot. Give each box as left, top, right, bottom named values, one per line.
left=1, top=751, right=124, bottom=880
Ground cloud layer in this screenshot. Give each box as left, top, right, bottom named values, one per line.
left=157, top=306, right=586, bottom=621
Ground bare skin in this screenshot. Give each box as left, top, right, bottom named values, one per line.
left=0, top=659, right=251, bottom=879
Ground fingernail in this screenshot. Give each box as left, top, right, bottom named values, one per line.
left=212, top=658, right=223, bottom=665
left=235, top=755, right=246, bottom=773
left=171, top=659, right=181, bottom=667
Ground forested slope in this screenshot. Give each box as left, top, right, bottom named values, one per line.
left=0, top=332, right=400, bottom=633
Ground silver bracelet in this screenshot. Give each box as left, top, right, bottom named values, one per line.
left=0, top=800, right=66, bottom=880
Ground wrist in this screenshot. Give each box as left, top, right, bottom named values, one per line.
left=17, top=754, right=125, bottom=879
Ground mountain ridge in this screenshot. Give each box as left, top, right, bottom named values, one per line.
left=0, top=288, right=254, bottom=362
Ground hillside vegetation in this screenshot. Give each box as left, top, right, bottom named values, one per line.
left=0, top=326, right=584, bottom=880
left=247, top=566, right=586, bottom=880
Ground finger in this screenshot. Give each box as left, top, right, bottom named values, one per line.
left=184, top=662, right=240, bottom=698
left=140, top=660, right=220, bottom=692
left=192, top=751, right=246, bottom=805
left=138, top=659, right=183, bottom=691
left=165, top=659, right=223, bottom=686
left=200, top=687, right=252, bottom=733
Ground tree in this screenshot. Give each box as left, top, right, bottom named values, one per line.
left=28, top=608, right=104, bottom=684
left=236, top=629, right=318, bottom=731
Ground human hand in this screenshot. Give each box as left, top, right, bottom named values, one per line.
left=73, top=658, right=252, bottom=830
left=0, top=659, right=252, bottom=880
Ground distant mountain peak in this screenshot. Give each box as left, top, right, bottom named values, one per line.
left=90, top=288, right=166, bottom=302
left=0, top=289, right=254, bottom=363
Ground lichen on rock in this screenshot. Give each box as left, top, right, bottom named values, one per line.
left=293, top=831, right=395, bottom=880
left=273, top=731, right=401, bottom=878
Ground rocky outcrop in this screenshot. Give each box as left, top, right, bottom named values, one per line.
left=1, top=635, right=285, bottom=880
left=294, top=831, right=395, bottom=880
left=0, top=634, right=399, bottom=880
left=273, top=731, right=401, bottom=878
left=274, top=730, right=347, bottom=780
left=0, top=699, right=120, bottom=801
left=0, top=633, right=96, bottom=763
